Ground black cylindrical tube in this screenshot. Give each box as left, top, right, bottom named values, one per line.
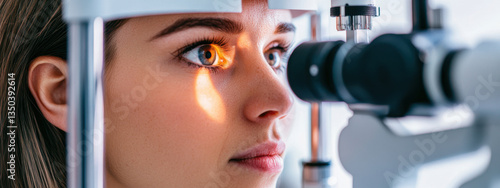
left=412, top=0, right=429, bottom=31
left=287, top=41, right=345, bottom=102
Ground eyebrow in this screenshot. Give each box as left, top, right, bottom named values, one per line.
left=150, top=17, right=296, bottom=41
left=150, top=18, right=243, bottom=40
left=275, top=22, right=296, bottom=34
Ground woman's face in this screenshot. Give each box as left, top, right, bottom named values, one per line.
left=104, top=1, right=295, bottom=187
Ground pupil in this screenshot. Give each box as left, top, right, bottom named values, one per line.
left=268, top=53, right=274, bottom=60
left=205, top=51, right=212, bottom=59
left=198, top=45, right=216, bottom=65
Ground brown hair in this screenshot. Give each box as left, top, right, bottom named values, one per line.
left=0, top=0, right=125, bottom=187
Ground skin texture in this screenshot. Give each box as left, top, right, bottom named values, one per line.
left=103, top=1, right=294, bottom=188
left=28, top=0, right=295, bottom=187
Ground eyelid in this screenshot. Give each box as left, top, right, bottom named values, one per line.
left=266, top=40, right=292, bottom=53
left=172, top=37, right=230, bottom=59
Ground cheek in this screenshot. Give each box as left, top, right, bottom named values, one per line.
left=103, top=65, right=232, bottom=187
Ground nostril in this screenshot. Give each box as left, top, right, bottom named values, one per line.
left=258, top=111, right=278, bottom=118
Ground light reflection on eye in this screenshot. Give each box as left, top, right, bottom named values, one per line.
left=183, top=44, right=222, bottom=67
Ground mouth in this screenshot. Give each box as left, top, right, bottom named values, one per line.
left=229, top=141, right=285, bottom=173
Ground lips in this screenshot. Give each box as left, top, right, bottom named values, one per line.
left=229, top=141, right=285, bottom=173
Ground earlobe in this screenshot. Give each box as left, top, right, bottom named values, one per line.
left=28, top=56, right=68, bottom=132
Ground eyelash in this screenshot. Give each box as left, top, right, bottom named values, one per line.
left=173, top=37, right=291, bottom=74
left=172, top=37, right=228, bottom=73
left=268, top=42, right=291, bottom=73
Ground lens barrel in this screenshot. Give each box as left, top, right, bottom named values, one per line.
left=287, top=41, right=345, bottom=102
left=287, top=34, right=431, bottom=117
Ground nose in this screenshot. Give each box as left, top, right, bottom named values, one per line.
left=240, top=53, right=294, bottom=124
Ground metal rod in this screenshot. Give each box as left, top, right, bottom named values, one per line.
left=67, top=17, right=105, bottom=188
left=311, top=13, right=319, bottom=41
left=318, top=102, right=333, bottom=161
left=311, top=103, right=320, bottom=161
left=347, top=30, right=370, bottom=43
left=303, top=9, right=336, bottom=188
left=309, top=12, right=320, bottom=162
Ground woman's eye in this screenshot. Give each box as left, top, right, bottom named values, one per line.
left=264, top=49, right=282, bottom=69
left=183, top=44, right=221, bottom=67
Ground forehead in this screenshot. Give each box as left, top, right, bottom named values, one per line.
left=111, top=1, right=294, bottom=49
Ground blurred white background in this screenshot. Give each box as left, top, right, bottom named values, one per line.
left=277, top=0, right=500, bottom=187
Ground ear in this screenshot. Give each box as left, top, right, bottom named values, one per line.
left=28, top=56, right=68, bottom=132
